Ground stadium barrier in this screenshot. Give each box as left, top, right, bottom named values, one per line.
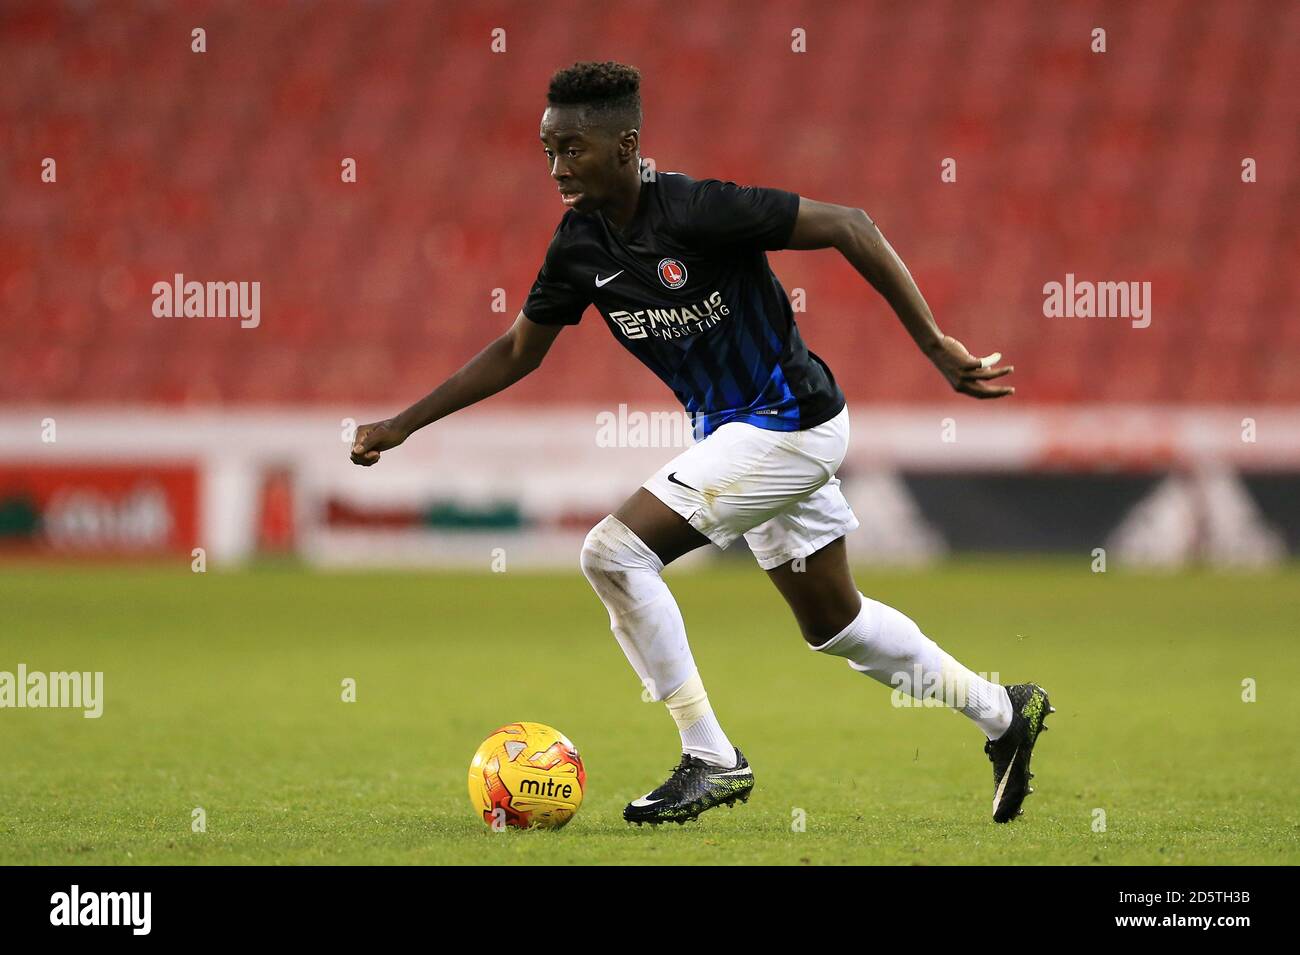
left=2, top=406, right=1297, bottom=568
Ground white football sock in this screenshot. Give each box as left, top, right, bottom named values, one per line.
left=580, top=515, right=737, bottom=766
left=665, top=670, right=736, bottom=768
left=811, top=592, right=1013, bottom=740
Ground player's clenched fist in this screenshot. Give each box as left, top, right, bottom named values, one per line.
left=350, top=419, right=408, bottom=466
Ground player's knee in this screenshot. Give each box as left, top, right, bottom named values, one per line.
left=579, top=518, right=609, bottom=580
left=580, top=515, right=661, bottom=609
left=793, top=588, right=866, bottom=646
left=579, top=515, right=630, bottom=587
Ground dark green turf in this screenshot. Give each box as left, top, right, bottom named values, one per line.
left=1, top=560, right=1297, bottom=865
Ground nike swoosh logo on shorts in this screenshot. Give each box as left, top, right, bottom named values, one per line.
left=666, top=472, right=698, bottom=492
left=595, top=270, right=624, bottom=287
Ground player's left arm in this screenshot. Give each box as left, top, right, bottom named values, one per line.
left=786, top=197, right=1013, bottom=399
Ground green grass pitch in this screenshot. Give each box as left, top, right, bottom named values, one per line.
left=1, top=559, right=1297, bottom=865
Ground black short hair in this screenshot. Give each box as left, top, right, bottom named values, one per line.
left=547, top=61, right=642, bottom=135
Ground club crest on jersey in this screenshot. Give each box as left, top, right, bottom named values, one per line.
left=657, top=257, right=688, bottom=289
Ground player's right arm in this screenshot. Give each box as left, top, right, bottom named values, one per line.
left=349, top=312, right=562, bottom=466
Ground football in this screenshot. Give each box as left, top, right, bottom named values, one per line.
left=467, top=721, right=586, bottom=830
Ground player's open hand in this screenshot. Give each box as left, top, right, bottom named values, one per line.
left=927, top=335, right=1015, bottom=399
left=350, top=419, right=408, bottom=466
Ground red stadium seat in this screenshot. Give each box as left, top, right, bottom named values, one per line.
left=1, top=0, right=1294, bottom=408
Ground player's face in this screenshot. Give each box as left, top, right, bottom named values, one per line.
left=539, top=107, right=621, bottom=214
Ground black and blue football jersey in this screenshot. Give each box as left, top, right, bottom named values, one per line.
left=523, top=170, right=845, bottom=439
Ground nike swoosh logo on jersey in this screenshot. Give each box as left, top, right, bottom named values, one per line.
left=595, top=270, right=624, bottom=287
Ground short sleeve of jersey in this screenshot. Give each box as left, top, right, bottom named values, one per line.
left=523, top=228, right=589, bottom=326
left=678, top=178, right=801, bottom=251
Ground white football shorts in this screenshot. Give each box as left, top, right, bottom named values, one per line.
left=642, top=403, right=858, bottom=570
